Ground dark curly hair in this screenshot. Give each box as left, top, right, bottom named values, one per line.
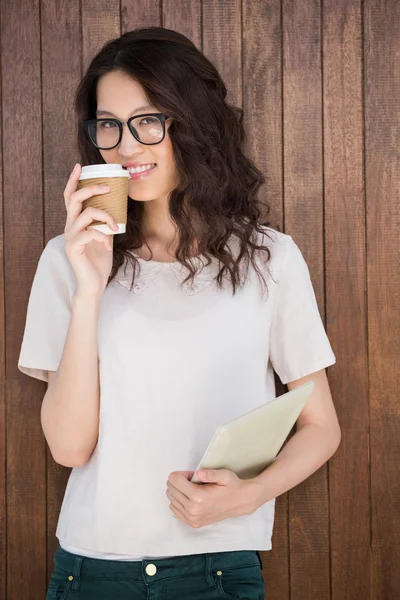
left=74, top=27, right=276, bottom=295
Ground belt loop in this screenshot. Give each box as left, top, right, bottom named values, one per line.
left=204, top=553, right=216, bottom=589
left=71, top=554, right=84, bottom=591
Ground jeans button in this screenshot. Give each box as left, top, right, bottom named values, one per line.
left=145, top=564, right=157, bottom=576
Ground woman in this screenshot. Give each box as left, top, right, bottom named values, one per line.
left=18, top=27, right=341, bottom=600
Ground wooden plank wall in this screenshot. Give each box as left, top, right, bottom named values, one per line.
left=1, top=0, right=399, bottom=598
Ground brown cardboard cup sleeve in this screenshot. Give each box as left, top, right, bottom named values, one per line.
left=78, top=177, right=128, bottom=229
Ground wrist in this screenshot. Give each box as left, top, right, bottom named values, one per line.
left=241, top=477, right=272, bottom=513
left=72, top=292, right=103, bottom=314
left=73, top=291, right=103, bottom=304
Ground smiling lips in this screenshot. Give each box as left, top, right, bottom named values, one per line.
left=125, top=163, right=157, bottom=180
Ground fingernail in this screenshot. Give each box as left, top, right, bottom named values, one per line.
left=113, top=222, right=119, bottom=231
left=99, top=184, right=109, bottom=190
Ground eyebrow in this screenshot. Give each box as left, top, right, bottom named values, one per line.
left=95, top=104, right=155, bottom=117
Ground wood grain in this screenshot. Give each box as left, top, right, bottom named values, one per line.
left=82, top=0, right=121, bottom=74
left=2, top=0, right=47, bottom=597
left=121, top=0, right=161, bottom=33
left=163, top=0, right=201, bottom=50
left=364, top=1, right=400, bottom=598
left=0, top=1, right=5, bottom=595
left=242, top=1, right=288, bottom=598
left=242, top=0, right=282, bottom=229
left=2, top=1, right=399, bottom=598
left=323, top=1, right=371, bottom=599
left=202, top=0, right=242, bottom=109
left=282, top=1, right=331, bottom=598
left=40, top=0, right=83, bottom=581
left=7, top=379, right=47, bottom=599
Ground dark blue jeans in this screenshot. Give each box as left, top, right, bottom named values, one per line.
left=46, top=545, right=266, bottom=599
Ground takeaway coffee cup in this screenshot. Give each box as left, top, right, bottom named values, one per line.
left=78, top=164, right=130, bottom=235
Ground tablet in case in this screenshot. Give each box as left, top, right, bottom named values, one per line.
left=191, top=381, right=315, bottom=483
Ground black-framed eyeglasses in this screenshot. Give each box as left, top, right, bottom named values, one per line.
left=83, top=113, right=169, bottom=150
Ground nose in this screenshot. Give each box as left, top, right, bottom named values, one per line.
left=118, top=122, right=144, bottom=158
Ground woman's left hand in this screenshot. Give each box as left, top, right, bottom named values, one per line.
left=166, top=469, right=262, bottom=528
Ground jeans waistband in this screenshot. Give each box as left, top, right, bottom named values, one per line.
left=55, top=545, right=262, bottom=584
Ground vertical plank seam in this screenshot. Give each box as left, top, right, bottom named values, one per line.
left=119, top=0, right=122, bottom=36
left=0, top=0, right=7, bottom=595
left=38, top=0, right=48, bottom=585
left=319, top=1, right=332, bottom=599
left=39, top=0, right=45, bottom=245
left=360, top=0, right=372, bottom=556
left=80, top=0, right=83, bottom=79
left=281, top=1, right=290, bottom=597
left=240, top=0, right=243, bottom=111
left=281, top=0, right=285, bottom=236
left=160, top=0, right=163, bottom=26
left=200, top=0, right=203, bottom=52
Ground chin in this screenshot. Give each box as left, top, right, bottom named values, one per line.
left=128, top=185, right=170, bottom=203
left=129, top=196, right=154, bottom=202
left=128, top=193, right=161, bottom=203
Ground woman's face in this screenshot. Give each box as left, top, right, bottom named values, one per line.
left=96, top=70, right=179, bottom=204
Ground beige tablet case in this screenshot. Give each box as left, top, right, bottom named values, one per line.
left=191, top=381, right=315, bottom=483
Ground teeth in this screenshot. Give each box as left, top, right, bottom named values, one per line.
left=127, top=164, right=155, bottom=174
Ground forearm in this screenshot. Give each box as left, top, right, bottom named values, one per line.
left=41, top=293, right=102, bottom=466
left=246, top=422, right=341, bottom=510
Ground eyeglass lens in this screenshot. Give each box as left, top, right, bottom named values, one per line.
left=88, top=115, right=164, bottom=148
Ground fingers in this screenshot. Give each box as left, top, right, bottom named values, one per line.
left=169, top=502, right=191, bottom=526
left=62, top=164, right=117, bottom=256
left=168, top=472, right=199, bottom=498
left=63, top=163, right=108, bottom=211
left=65, top=228, right=113, bottom=254
left=166, top=488, right=187, bottom=513
left=65, top=186, right=112, bottom=233
left=64, top=163, right=115, bottom=233
left=68, top=183, right=110, bottom=207
left=176, top=471, right=196, bottom=480
left=65, top=206, right=118, bottom=240
left=166, top=481, right=190, bottom=507
left=64, top=164, right=109, bottom=206
left=63, top=162, right=81, bottom=203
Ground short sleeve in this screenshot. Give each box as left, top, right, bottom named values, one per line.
left=18, top=235, right=75, bottom=383
left=269, top=235, right=336, bottom=385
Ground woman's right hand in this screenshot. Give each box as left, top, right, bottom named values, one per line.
left=63, top=163, right=119, bottom=297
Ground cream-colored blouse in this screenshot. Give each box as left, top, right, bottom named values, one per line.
left=18, top=226, right=336, bottom=559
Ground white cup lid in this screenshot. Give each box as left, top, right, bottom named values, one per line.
left=79, top=164, right=130, bottom=180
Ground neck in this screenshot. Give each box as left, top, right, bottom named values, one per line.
left=140, top=198, right=205, bottom=259
left=140, top=198, right=180, bottom=259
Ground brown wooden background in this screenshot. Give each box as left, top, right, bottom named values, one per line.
left=1, top=0, right=399, bottom=598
